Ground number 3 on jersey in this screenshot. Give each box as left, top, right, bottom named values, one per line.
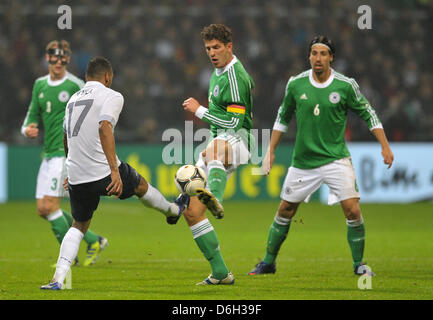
left=66, top=99, right=93, bottom=138
left=313, top=104, right=320, bottom=116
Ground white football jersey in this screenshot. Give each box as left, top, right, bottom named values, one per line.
left=63, top=81, right=123, bottom=184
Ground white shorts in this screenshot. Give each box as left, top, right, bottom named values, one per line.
left=36, top=157, right=68, bottom=199
left=280, top=157, right=360, bottom=205
left=195, top=133, right=251, bottom=183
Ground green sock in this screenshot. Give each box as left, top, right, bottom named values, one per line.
left=62, top=210, right=99, bottom=245
left=347, top=221, right=365, bottom=268
left=263, top=215, right=291, bottom=265
left=192, top=219, right=229, bottom=280
left=207, top=161, right=227, bottom=204
left=47, top=210, right=70, bottom=244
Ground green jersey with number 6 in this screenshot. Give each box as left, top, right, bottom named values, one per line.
left=22, top=72, right=84, bottom=159
left=200, top=56, right=255, bottom=150
left=273, top=69, right=382, bottom=169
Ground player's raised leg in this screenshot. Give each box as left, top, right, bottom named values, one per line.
left=196, top=139, right=231, bottom=219
left=136, top=176, right=188, bottom=224
left=184, top=197, right=233, bottom=285
left=248, top=200, right=298, bottom=275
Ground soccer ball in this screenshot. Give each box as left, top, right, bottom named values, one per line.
left=175, top=165, right=207, bottom=196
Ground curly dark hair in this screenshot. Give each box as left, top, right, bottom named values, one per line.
left=201, top=24, right=232, bottom=44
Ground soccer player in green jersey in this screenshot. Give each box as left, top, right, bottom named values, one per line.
left=248, top=36, right=394, bottom=277
left=182, top=24, right=255, bottom=285
left=21, top=40, right=107, bottom=267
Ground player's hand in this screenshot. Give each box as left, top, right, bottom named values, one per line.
left=382, top=146, right=394, bottom=169
left=107, top=170, right=123, bottom=198
left=261, top=149, right=275, bottom=175
left=63, top=177, right=69, bottom=191
left=182, top=97, right=200, bottom=114
left=25, top=123, right=39, bottom=138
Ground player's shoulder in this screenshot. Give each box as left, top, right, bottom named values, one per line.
left=333, top=70, right=358, bottom=86
left=98, top=86, right=124, bottom=106
left=288, top=69, right=310, bottom=85
left=285, top=69, right=310, bottom=92
left=34, top=74, right=49, bottom=86
left=332, top=70, right=362, bottom=97
left=104, top=86, right=123, bottom=99
left=231, top=59, right=254, bottom=87
left=65, top=72, right=85, bottom=88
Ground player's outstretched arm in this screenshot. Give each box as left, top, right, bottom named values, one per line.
left=99, top=120, right=123, bottom=198
left=371, top=128, right=394, bottom=169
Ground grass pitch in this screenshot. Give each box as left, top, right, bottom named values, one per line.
left=0, top=200, right=432, bottom=300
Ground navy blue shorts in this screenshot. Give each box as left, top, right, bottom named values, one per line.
left=68, top=162, right=142, bottom=222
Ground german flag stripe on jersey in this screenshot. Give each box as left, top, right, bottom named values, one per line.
left=226, top=104, right=245, bottom=114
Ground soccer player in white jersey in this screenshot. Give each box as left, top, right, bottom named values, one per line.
left=248, top=36, right=394, bottom=277
left=21, top=40, right=106, bottom=267
left=41, top=57, right=188, bottom=290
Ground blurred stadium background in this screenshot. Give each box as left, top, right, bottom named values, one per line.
left=1, top=0, right=433, bottom=301
left=0, top=0, right=432, bottom=202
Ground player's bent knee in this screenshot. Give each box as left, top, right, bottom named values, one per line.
left=36, top=199, right=60, bottom=218
left=183, top=197, right=206, bottom=226
left=278, top=201, right=299, bottom=220
left=341, top=198, right=362, bottom=220
left=134, top=177, right=149, bottom=198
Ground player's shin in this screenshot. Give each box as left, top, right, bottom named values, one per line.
left=263, top=213, right=291, bottom=265
left=139, top=183, right=177, bottom=217
left=346, top=217, right=365, bottom=268
left=53, top=227, right=84, bottom=285
left=207, top=160, right=227, bottom=204
left=62, top=209, right=98, bottom=244
left=191, top=219, right=229, bottom=280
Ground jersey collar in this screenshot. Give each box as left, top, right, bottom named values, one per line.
left=84, top=81, right=105, bottom=87
left=309, top=68, right=335, bottom=88
left=47, top=72, right=68, bottom=86
left=215, top=55, right=238, bottom=76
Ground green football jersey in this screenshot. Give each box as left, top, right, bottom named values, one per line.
left=274, top=69, right=382, bottom=169
left=22, top=72, right=84, bottom=159
left=200, top=56, right=255, bottom=150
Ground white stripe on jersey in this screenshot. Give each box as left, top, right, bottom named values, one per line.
left=228, top=67, right=240, bottom=102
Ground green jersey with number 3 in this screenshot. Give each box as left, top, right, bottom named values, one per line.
left=274, top=69, right=382, bottom=169
left=22, top=72, right=84, bottom=159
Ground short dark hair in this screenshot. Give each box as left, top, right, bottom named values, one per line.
left=309, top=35, right=336, bottom=57
left=201, top=24, right=232, bottom=44
left=85, top=56, right=112, bottom=79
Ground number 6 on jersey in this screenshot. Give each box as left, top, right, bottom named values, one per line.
left=313, top=104, right=320, bottom=116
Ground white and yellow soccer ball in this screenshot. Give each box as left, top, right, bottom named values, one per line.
left=174, top=165, right=207, bottom=196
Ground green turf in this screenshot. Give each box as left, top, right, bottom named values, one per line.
left=0, top=200, right=432, bottom=300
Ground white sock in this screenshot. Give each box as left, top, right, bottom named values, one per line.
left=53, top=227, right=84, bottom=286
left=346, top=216, right=364, bottom=227
left=275, top=212, right=291, bottom=226
left=190, top=219, right=214, bottom=239
left=46, top=209, right=63, bottom=221
left=139, top=183, right=177, bottom=217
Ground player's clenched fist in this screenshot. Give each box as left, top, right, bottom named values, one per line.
left=25, top=123, right=39, bottom=138
left=182, top=97, right=200, bottom=113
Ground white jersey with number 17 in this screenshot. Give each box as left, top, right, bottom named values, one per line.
left=63, top=81, right=123, bottom=185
